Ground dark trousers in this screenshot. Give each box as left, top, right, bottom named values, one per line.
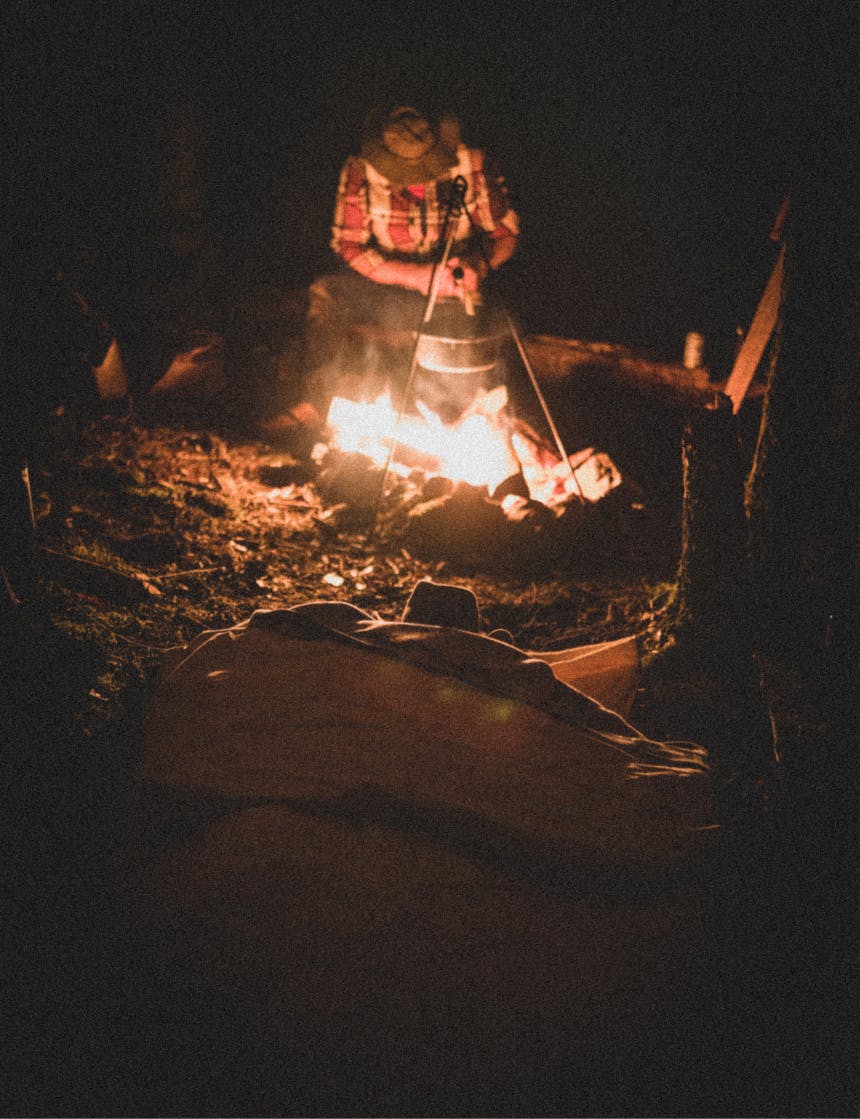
left=303, top=270, right=426, bottom=410
left=303, top=269, right=507, bottom=417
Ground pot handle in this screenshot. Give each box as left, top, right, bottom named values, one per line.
left=451, top=267, right=477, bottom=317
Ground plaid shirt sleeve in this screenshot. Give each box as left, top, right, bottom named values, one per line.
left=330, top=150, right=519, bottom=272
left=330, top=158, right=386, bottom=275
left=466, top=148, right=520, bottom=244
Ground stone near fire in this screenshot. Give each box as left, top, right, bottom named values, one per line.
left=406, top=485, right=510, bottom=563
left=316, top=451, right=382, bottom=514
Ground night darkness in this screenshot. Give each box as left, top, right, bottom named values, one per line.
left=6, top=1, right=854, bottom=369
left=3, top=4, right=858, bottom=1117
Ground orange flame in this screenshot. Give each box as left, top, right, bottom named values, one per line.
left=326, top=387, right=621, bottom=506
left=327, top=386, right=520, bottom=493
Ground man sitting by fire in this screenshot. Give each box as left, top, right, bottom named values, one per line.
left=264, top=101, right=520, bottom=441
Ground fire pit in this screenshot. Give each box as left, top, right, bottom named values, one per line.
left=325, top=383, right=621, bottom=509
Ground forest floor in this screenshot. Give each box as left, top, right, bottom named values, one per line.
left=2, top=370, right=855, bottom=1116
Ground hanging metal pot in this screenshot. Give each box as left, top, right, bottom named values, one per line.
left=415, top=329, right=504, bottom=374
left=414, top=298, right=506, bottom=375
left=412, top=299, right=507, bottom=421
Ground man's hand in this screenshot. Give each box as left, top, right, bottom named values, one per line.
left=443, top=256, right=485, bottom=296
left=360, top=254, right=490, bottom=297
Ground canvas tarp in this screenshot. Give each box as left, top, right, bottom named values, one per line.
left=139, top=603, right=711, bottom=869
left=120, top=603, right=718, bottom=1115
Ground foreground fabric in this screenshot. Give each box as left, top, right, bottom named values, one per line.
left=141, top=603, right=711, bottom=869
left=121, top=604, right=717, bottom=1115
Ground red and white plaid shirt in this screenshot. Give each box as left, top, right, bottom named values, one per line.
left=330, top=145, right=519, bottom=276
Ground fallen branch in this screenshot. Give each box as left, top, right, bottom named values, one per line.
left=37, top=546, right=159, bottom=601
left=522, top=336, right=719, bottom=408
left=149, top=566, right=225, bottom=581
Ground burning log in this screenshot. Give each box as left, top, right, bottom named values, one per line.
left=326, top=388, right=521, bottom=494
left=324, top=385, right=621, bottom=514
left=318, top=324, right=703, bottom=504
left=315, top=452, right=382, bottom=520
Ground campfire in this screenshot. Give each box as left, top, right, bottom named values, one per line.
left=323, top=382, right=622, bottom=510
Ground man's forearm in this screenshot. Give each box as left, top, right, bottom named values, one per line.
left=356, top=258, right=434, bottom=293
left=487, top=234, right=517, bottom=271
left=347, top=234, right=517, bottom=297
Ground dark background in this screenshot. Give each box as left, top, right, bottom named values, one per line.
left=5, top=0, right=855, bottom=372
left=1, top=8, right=856, bottom=1115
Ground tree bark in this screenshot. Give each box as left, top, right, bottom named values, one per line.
left=745, top=175, right=858, bottom=655
left=638, top=392, right=776, bottom=785
left=673, top=394, right=752, bottom=660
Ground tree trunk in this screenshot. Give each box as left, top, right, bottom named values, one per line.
left=641, top=394, right=774, bottom=786
left=649, top=90, right=858, bottom=783
left=745, top=176, right=858, bottom=657
left=673, top=394, right=752, bottom=660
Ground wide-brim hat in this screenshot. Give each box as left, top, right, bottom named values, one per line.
left=360, top=106, right=461, bottom=186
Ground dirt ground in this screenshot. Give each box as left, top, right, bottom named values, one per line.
left=2, top=385, right=855, bottom=1116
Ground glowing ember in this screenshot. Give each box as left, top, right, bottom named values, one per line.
left=511, top=434, right=622, bottom=506
left=325, top=386, right=621, bottom=507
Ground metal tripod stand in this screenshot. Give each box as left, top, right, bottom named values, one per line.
left=374, top=173, right=584, bottom=521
